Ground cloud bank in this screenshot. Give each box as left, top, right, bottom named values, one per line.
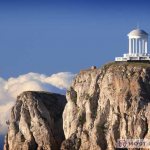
left=0, top=72, right=75, bottom=134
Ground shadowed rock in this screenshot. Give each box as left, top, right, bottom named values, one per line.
left=4, top=91, right=66, bottom=150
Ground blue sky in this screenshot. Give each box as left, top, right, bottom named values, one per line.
left=0, top=0, right=150, bottom=78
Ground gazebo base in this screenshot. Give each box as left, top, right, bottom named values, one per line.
left=115, top=53, right=150, bottom=62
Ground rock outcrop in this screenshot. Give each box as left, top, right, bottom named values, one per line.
left=4, top=91, right=66, bottom=150
left=62, top=62, right=150, bottom=150
left=4, top=62, right=150, bottom=150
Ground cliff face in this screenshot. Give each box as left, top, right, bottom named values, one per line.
left=62, top=62, right=150, bottom=150
left=4, top=62, right=150, bottom=150
left=4, top=91, right=66, bottom=150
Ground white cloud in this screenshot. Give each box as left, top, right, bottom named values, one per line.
left=0, top=72, right=75, bottom=134
left=45, top=72, right=75, bottom=89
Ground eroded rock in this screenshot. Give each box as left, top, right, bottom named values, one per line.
left=4, top=91, right=66, bottom=150
left=62, top=62, right=150, bottom=150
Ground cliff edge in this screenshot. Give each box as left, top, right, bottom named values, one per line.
left=61, top=62, right=150, bottom=150
left=4, top=62, right=150, bottom=150
left=4, top=91, right=66, bottom=150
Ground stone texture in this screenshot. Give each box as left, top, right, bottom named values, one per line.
left=61, top=133, right=81, bottom=150
left=4, top=62, right=150, bottom=150
left=62, top=62, right=150, bottom=150
left=4, top=91, right=66, bottom=150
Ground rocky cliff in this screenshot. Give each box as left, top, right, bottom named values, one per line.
left=4, top=91, right=66, bottom=150
left=4, top=62, right=150, bottom=150
left=62, top=62, right=150, bottom=150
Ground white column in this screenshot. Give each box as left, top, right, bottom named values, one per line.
left=143, top=40, right=145, bottom=54
left=131, top=38, right=132, bottom=54
left=144, top=39, right=145, bottom=54
left=145, top=40, right=148, bottom=54
left=141, top=39, right=143, bottom=54
left=139, top=39, right=141, bottom=55
left=133, top=39, right=135, bottom=54
left=129, top=38, right=131, bottom=54
left=131, top=39, right=133, bottom=54
left=141, top=39, right=144, bottom=54
left=135, top=38, right=138, bottom=54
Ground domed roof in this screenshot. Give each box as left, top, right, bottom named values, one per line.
left=128, top=29, right=148, bottom=37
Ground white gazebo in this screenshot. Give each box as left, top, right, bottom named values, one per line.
left=115, top=28, right=150, bottom=61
